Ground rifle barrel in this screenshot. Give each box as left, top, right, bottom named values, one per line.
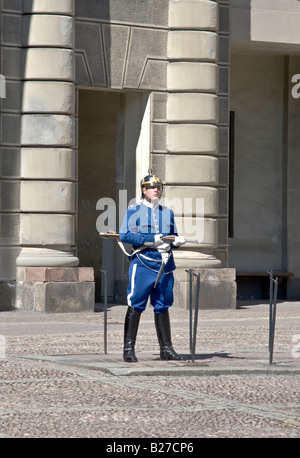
left=99, top=232, right=120, bottom=238
left=99, top=232, right=199, bottom=244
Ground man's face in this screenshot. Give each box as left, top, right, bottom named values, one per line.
left=143, top=185, right=161, bottom=202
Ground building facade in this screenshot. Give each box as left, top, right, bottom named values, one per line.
left=0, top=0, right=299, bottom=312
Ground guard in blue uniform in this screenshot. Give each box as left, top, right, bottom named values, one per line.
left=119, top=173, right=186, bottom=362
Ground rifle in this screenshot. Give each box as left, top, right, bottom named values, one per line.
left=99, top=231, right=200, bottom=288
left=99, top=232, right=200, bottom=244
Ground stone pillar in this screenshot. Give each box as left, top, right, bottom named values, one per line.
left=165, top=0, right=235, bottom=308
left=0, top=1, right=23, bottom=310
left=16, top=0, right=94, bottom=311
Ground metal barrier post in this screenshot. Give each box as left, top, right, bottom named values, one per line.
left=187, top=269, right=193, bottom=354
left=100, top=269, right=108, bottom=354
left=186, top=269, right=200, bottom=363
left=268, top=272, right=278, bottom=364
left=192, top=273, right=200, bottom=363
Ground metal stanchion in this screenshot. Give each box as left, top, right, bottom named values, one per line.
left=100, top=269, right=108, bottom=354
left=187, top=269, right=193, bottom=354
left=186, top=269, right=200, bottom=363
left=192, top=273, right=200, bottom=363
left=268, top=271, right=278, bottom=365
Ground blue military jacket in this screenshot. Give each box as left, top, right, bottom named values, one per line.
left=119, top=199, right=178, bottom=273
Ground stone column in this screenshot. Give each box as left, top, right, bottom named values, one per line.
left=0, top=2, right=23, bottom=310
left=167, top=0, right=220, bottom=266
left=165, top=0, right=235, bottom=308
left=16, top=0, right=94, bottom=311
left=17, top=0, right=77, bottom=268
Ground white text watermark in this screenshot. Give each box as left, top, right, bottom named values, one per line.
left=0, top=74, right=6, bottom=99
left=291, top=74, right=300, bottom=99
left=96, top=191, right=205, bottom=242
left=0, top=335, right=6, bottom=359
left=291, top=334, right=300, bottom=359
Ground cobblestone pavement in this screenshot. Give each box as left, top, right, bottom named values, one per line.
left=0, top=301, right=300, bottom=439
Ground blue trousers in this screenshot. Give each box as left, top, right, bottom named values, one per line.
left=127, top=257, right=174, bottom=314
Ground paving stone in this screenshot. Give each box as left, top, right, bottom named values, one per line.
left=0, top=301, right=299, bottom=438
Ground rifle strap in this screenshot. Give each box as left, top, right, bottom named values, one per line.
left=103, top=230, right=148, bottom=259
left=117, top=240, right=146, bottom=258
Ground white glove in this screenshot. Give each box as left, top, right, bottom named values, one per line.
left=153, top=234, right=163, bottom=247
left=157, top=242, right=171, bottom=253
left=161, top=252, right=170, bottom=264
left=173, top=236, right=186, bottom=247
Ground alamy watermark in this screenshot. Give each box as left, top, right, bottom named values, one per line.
left=291, top=334, right=300, bottom=359
left=96, top=190, right=205, bottom=242
left=291, top=74, right=300, bottom=99
left=0, top=335, right=6, bottom=359
left=0, top=74, right=6, bottom=99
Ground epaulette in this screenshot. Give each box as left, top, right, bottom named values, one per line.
left=128, top=202, right=140, bottom=210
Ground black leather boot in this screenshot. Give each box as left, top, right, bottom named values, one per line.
left=123, top=306, right=141, bottom=362
left=154, top=311, right=184, bottom=361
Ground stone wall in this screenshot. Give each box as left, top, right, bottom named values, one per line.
left=0, top=0, right=234, bottom=311
left=75, top=0, right=169, bottom=90
left=75, top=0, right=234, bottom=309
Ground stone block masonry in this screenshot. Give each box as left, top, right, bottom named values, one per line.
left=16, top=267, right=95, bottom=313
left=16, top=0, right=79, bottom=270
left=173, top=268, right=236, bottom=310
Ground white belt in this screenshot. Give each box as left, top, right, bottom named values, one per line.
left=117, top=241, right=146, bottom=258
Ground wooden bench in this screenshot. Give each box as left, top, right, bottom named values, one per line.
left=236, top=271, right=294, bottom=300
